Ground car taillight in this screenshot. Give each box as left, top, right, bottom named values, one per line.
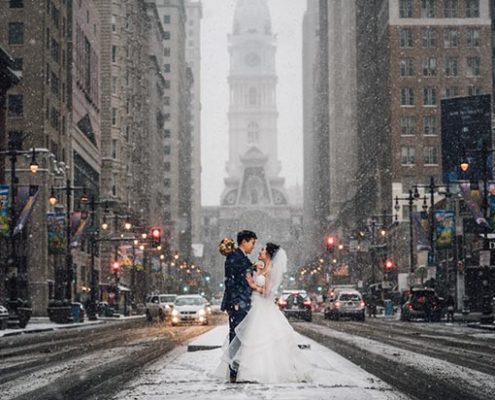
left=360, top=301, right=365, bottom=308
left=278, top=299, right=287, bottom=307
left=335, top=301, right=341, bottom=308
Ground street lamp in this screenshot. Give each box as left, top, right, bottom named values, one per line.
left=412, top=176, right=451, bottom=267
left=394, top=190, right=428, bottom=291
left=47, top=178, right=88, bottom=323
left=0, top=135, right=39, bottom=328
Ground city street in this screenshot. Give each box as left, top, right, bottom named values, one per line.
left=2, top=314, right=495, bottom=399
left=0, top=316, right=219, bottom=400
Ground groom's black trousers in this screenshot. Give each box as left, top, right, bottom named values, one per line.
left=228, top=308, right=248, bottom=379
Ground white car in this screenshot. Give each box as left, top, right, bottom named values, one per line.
left=145, top=294, right=177, bottom=322
left=171, top=295, right=209, bottom=326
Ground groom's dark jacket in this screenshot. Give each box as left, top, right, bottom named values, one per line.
left=221, top=248, right=253, bottom=312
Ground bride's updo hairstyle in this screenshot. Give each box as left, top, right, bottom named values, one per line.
left=266, top=242, right=280, bottom=259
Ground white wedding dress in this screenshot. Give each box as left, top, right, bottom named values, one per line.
left=216, top=250, right=313, bottom=384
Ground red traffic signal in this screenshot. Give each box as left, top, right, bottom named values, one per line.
left=384, top=258, right=394, bottom=270
left=326, top=236, right=336, bottom=253
left=151, top=227, right=162, bottom=247
left=151, top=228, right=161, bottom=239
left=111, top=261, right=120, bottom=273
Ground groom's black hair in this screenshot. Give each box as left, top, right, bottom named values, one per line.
left=237, top=230, right=257, bottom=245
left=266, top=242, right=280, bottom=259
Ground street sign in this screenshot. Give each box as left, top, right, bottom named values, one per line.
left=479, top=250, right=490, bottom=267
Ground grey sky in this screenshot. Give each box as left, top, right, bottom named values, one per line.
left=200, top=0, right=306, bottom=206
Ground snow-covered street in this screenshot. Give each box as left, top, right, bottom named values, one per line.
left=111, top=325, right=410, bottom=400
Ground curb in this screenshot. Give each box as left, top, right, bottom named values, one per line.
left=0, top=315, right=146, bottom=338
left=467, top=322, right=495, bottom=332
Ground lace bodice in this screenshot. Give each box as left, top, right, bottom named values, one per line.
left=255, top=274, right=266, bottom=286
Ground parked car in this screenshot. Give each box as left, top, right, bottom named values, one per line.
left=400, top=288, right=443, bottom=322
left=324, top=290, right=365, bottom=321
left=0, top=305, right=9, bottom=330
left=145, top=294, right=177, bottom=322
left=171, top=295, right=209, bottom=326
left=97, top=301, right=115, bottom=317
left=278, top=291, right=312, bottom=322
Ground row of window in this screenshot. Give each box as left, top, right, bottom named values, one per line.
left=401, top=115, right=438, bottom=135
left=399, top=56, right=481, bottom=77
left=401, top=145, right=439, bottom=165
left=400, top=85, right=483, bottom=106
left=399, top=0, right=480, bottom=18
left=399, top=27, right=480, bottom=48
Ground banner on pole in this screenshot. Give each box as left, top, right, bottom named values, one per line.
left=0, top=185, right=9, bottom=237
left=412, top=212, right=431, bottom=251
left=47, top=212, right=66, bottom=254
left=13, top=186, right=39, bottom=235
left=433, top=210, right=455, bottom=249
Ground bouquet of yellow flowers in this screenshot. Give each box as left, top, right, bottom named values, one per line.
left=218, top=237, right=235, bottom=256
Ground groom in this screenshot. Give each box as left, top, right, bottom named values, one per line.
left=221, top=229, right=257, bottom=383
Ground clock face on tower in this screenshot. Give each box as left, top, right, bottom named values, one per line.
left=244, top=52, right=261, bottom=67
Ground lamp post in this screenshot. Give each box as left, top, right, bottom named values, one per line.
left=413, top=176, right=451, bottom=267
left=47, top=178, right=88, bottom=323
left=0, top=134, right=39, bottom=328
left=395, top=190, right=428, bottom=291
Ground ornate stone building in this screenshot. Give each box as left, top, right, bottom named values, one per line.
left=202, top=0, right=303, bottom=289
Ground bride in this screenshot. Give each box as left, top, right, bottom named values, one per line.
left=217, top=242, right=313, bottom=383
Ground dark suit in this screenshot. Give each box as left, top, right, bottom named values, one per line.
left=220, top=248, right=253, bottom=380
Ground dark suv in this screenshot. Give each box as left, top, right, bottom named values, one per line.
left=278, top=292, right=312, bottom=322
left=400, top=288, right=443, bottom=322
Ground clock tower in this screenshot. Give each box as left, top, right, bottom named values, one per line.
left=221, top=0, right=287, bottom=207
left=202, top=0, right=303, bottom=286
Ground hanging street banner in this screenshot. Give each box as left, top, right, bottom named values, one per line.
left=119, top=245, right=134, bottom=268
left=47, top=212, right=66, bottom=254
left=70, top=211, right=89, bottom=248
left=13, top=186, right=40, bottom=236
left=412, top=212, right=431, bottom=251
left=486, top=182, right=495, bottom=230
left=441, top=95, right=492, bottom=183
left=459, top=182, right=488, bottom=227
left=0, top=185, right=9, bottom=237
left=433, top=210, right=455, bottom=249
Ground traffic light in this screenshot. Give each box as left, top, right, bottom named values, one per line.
left=326, top=236, right=336, bottom=253
left=151, top=227, right=162, bottom=248
left=384, top=258, right=394, bottom=271
left=111, top=260, right=120, bottom=274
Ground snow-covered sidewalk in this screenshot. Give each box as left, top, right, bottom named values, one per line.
left=0, top=315, right=144, bottom=338
left=112, top=325, right=410, bottom=400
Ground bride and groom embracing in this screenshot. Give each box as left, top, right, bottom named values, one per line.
left=216, top=230, right=312, bottom=384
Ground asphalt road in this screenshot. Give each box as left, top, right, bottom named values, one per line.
left=0, top=316, right=223, bottom=400
left=294, top=315, right=495, bottom=400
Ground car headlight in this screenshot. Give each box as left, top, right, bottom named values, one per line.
left=172, top=309, right=179, bottom=316
left=198, top=309, right=206, bottom=316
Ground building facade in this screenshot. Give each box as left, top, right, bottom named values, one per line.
left=0, top=0, right=103, bottom=315
left=185, top=0, right=202, bottom=252
left=302, top=0, right=322, bottom=260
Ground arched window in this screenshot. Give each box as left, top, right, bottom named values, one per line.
left=247, top=121, right=259, bottom=144
left=249, top=87, right=257, bottom=106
